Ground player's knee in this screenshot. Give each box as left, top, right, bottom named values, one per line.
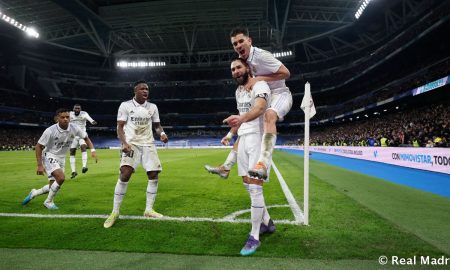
left=80, top=145, right=87, bottom=151
left=147, top=171, right=159, bottom=179
left=264, top=110, right=278, bottom=124
left=120, top=166, right=133, bottom=181
left=70, top=148, right=76, bottom=155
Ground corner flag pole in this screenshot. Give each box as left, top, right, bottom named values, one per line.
left=301, top=81, right=316, bottom=226
left=303, top=82, right=311, bottom=225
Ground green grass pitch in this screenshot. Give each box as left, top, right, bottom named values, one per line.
left=0, top=148, right=448, bottom=268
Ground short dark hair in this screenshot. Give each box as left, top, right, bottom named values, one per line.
left=55, top=108, right=70, bottom=115
left=73, top=104, right=81, bottom=108
left=230, top=27, right=249, bottom=38
left=231, top=57, right=247, bottom=66
left=133, top=80, right=147, bottom=88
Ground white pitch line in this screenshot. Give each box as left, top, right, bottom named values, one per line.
left=0, top=212, right=301, bottom=225
left=222, top=204, right=289, bottom=220
left=272, top=161, right=305, bottom=223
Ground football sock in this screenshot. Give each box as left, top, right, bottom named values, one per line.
left=258, top=133, right=276, bottom=167
left=249, top=184, right=265, bottom=240
left=70, top=155, right=76, bottom=173
left=223, top=150, right=237, bottom=170
left=145, top=179, right=158, bottom=211
left=82, top=152, right=88, bottom=168
left=113, top=179, right=128, bottom=213
left=262, top=206, right=271, bottom=225
left=45, top=182, right=60, bottom=203
left=34, top=184, right=50, bottom=198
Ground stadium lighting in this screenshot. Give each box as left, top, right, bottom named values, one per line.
left=116, top=61, right=166, bottom=68
left=0, top=11, right=39, bottom=38
left=272, top=50, right=294, bottom=58
left=355, top=0, right=372, bottom=19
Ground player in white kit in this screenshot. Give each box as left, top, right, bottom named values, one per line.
left=22, top=108, right=98, bottom=209
left=69, top=104, right=97, bottom=179
left=222, top=58, right=275, bottom=256
left=104, top=80, right=169, bottom=228
left=205, top=27, right=293, bottom=180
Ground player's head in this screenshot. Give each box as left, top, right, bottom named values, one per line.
left=55, top=108, right=70, bottom=129
left=230, top=27, right=252, bottom=60
left=73, top=104, right=81, bottom=116
left=231, top=58, right=250, bottom=86
left=133, top=80, right=149, bottom=103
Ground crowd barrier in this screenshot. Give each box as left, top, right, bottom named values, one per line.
left=279, top=146, right=450, bottom=174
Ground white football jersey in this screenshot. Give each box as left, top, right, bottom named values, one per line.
left=117, top=98, right=160, bottom=146
left=236, top=81, right=271, bottom=136
left=38, top=123, right=87, bottom=159
left=246, top=46, right=289, bottom=92
left=70, top=111, right=95, bottom=132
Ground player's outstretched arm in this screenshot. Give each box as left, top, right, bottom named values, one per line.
left=117, top=121, right=131, bottom=153
left=154, top=122, right=168, bottom=143
left=35, top=143, right=45, bottom=175
left=84, top=137, right=98, bottom=162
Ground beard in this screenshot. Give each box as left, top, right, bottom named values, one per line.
left=233, top=72, right=249, bottom=86
left=75, top=111, right=80, bottom=116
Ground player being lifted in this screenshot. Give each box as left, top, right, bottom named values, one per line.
left=104, top=80, right=169, bottom=228
left=205, top=27, right=293, bottom=180
left=69, top=104, right=97, bottom=179
left=223, top=58, right=275, bottom=256
left=22, top=108, right=98, bottom=209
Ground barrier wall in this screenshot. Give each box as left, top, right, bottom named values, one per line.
left=281, top=146, right=450, bottom=174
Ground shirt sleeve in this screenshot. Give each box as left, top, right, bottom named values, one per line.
left=84, top=112, right=95, bottom=124
left=258, top=50, right=282, bottom=74
left=37, top=128, right=51, bottom=146
left=151, top=104, right=161, bottom=122
left=75, top=125, right=88, bottom=139
left=117, top=102, right=128, bottom=122
left=253, top=81, right=271, bottom=99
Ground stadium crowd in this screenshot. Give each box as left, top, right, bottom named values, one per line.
left=302, top=102, right=449, bottom=147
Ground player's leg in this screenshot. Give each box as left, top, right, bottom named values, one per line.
left=238, top=134, right=266, bottom=256
left=69, top=144, right=78, bottom=179
left=43, top=169, right=65, bottom=210
left=80, top=139, right=88, bottom=173
left=22, top=181, right=50, bottom=205
left=143, top=145, right=163, bottom=218
left=104, top=145, right=139, bottom=228
left=249, top=92, right=293, bottom=180
left=204, top=137, right=239, bottom=179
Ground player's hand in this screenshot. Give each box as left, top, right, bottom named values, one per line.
left=91, top=151, right=98, bottom=163
left=221, top=136, right=231, bottom=146
left=92, top=121, right=97, bottom=125
left=244, top=77, right=257, bottom=90
left=160, top=133, right=169, bottom=143
left=36, top=164, right=44, bottom=175
left=223, top=115, right=242, bottom=128
left=122, top=143, right=132, bottom=154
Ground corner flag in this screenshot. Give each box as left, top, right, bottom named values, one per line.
left=301, top=82, right=316, bottom=119
left=301, top=82, right=315, bottom=226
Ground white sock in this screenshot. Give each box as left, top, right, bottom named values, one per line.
left=33, top=184, right=50, bottom=198
left=223, top=150, right=237, bottom=170
left=145, top=179, right=158, bottom=211
left=113, top=179, right=128, bottom=213
left=262, top=207, right=271, bottom=225
left=70, top=156, right=76, bottom=173
left=258, top=133, right=276, bottom=167
left=81, top=152, right=88, bottom=168
left=45, top=182, right=60, bottom=203
left=249, top=184, right=265, bottom=240
left=243, top=183, right=250, bottom=194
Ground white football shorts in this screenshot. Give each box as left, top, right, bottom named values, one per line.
left=268, top=89, right=293, bottom=122
left=43, top=152, right=65, bottom=180
left=120, top=144, right=162, bottom=172
left=70, top=136, right=86, bottom=149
